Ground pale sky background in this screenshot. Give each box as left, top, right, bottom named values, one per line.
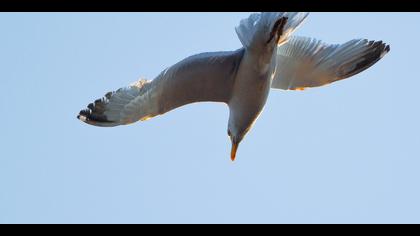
left=0, top=13, right=419, bottom=224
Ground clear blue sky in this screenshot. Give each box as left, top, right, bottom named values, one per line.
left=1, top=13, right=419, bottom=224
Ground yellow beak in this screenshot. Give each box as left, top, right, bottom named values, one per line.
left=230, top=141, right=239, bottom=162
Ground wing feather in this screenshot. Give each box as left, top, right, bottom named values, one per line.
left=272, top=36, right=390, bottom=90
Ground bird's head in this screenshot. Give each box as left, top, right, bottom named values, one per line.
left=227, top=118, right=252, bottom=162
left=227, top=128, right=244, bottom=162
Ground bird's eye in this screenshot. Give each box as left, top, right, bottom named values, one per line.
left=227, top=129, right=232, bottom=137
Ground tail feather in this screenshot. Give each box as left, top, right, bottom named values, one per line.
left=235, top=12, right=309, bottom=49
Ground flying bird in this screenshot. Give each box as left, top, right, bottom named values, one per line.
left=78, top=12, right=390, bottom=161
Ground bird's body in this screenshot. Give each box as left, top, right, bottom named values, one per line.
left=228, top=49, right=276, bottom=156
left=78, top=12, right=390, bottom=161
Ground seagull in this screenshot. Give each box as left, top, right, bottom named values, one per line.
left=78, top=12, right=390, bottom=161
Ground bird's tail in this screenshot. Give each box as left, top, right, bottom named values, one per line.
left=235, top=12, right=309, bottom=49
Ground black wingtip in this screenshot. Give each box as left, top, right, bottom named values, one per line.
left=77, top=107, right=119, bottom=127
left=343, top=40, right=390, bottom=79
left=385, top=44, right=391, bottom=53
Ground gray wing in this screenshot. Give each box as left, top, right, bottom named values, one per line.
left=78, top=49, right=245, bottom=127
left=271, top=36, right=390, bottom=90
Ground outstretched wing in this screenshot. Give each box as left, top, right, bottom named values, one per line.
left=78, top=49, right=245, bottom=127
left=271, top=36, right=390, bottom=90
